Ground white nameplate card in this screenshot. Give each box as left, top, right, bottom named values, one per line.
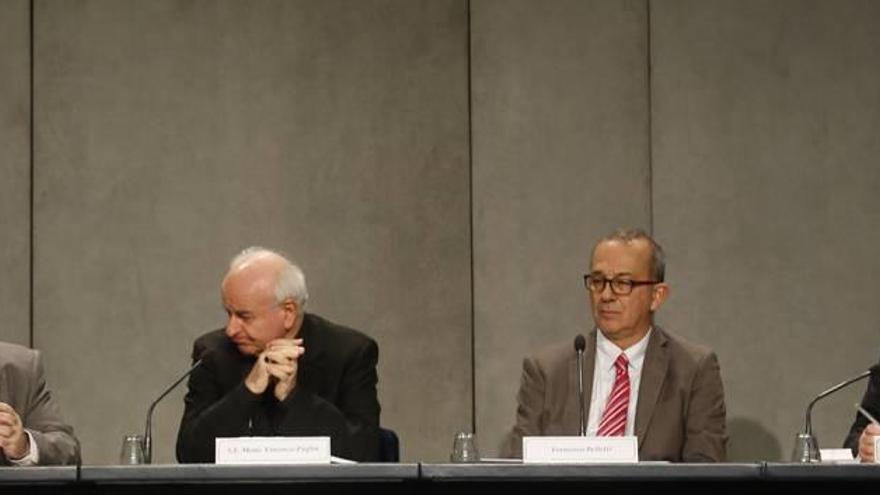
left=215, top=436, right=331, bottom=465
left=876, top=437, right=880, bottom=464
left=523, top=436, right=638, bottom=463
left=819, top=448, right=856, bottom=464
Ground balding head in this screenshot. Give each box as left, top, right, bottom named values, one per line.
left=225, top=247, right=309, bottom=307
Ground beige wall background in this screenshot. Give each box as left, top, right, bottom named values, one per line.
left=0, top=0, right=30, bottom=348
left=471, top=0, right=653, bottom=457
left=650, top=0, right=880, bottom=460
left=32, top=0, right=470, bottom=464
left=0, top=0, right=877, bottom=464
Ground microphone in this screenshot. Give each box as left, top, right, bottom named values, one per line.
left=574, top=335, right=586, bottom=436
left=794, top=364, right=878, bottom=463
left=143, top=358, right=203, bottom=464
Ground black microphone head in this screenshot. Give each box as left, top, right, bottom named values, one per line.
left=574, top=334, right=586, bottom=352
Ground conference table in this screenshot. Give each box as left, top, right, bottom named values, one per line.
left=2, top=462, right=879, bottom=494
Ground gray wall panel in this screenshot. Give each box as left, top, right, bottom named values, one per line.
left=34, top=0, right=470, bottom=463
left=0, top=0, right=30, bottom=347
left=652, top=0, right=880, bottom=461
left=472, top=0, right=651, bottom=457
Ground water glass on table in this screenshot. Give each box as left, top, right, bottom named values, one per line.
left=120, top=434, right=145, bottom=465
left=450, top=432, right=480, bottom=463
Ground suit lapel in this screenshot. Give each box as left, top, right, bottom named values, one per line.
left=583, top=330, right=599, bottom=427
left=635, top=327, right=669, bottom=446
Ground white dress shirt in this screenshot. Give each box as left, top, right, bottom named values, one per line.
left=586, top=328, right=652, bottom=436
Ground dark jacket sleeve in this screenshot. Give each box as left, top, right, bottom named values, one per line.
left=176, top=342, right=262, bottom=463
left=280, top=337, right=380, bottom=461
left=844, top=368, right=880, bottom=453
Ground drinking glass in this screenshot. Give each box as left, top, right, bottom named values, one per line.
left=120, top=434, right=145, bottom=465
left=450, top=432, right=480, bottom=463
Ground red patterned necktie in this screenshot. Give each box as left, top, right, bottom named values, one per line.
left=597, top=353, right=630, bottom=436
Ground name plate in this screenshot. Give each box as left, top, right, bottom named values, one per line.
left=875, top=437, right=880, bottom=464
left=523, top=436, right=638, bottom=464
left=215, top=436, right=331, bottom=465
left=819, top=448, right=856, bottom=464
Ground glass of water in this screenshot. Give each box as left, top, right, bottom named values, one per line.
left=450, top=432, right=480, bottom=463
left=119, top=434, right=145, bottom=465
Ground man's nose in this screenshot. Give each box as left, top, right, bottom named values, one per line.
left=599, top=282, right=616, bottom=301
left=225, top=316, right=241, bottom=337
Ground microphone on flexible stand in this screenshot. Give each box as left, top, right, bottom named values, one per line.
left=143, top=359, right=203, bottom=464
left=793, top=364, right=878, bottom=463
left=574, top=335, right=587, bottom=436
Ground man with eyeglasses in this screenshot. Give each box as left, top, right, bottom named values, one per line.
left=176, top=247, right=380, bottom=462
left=501, top=228, right=727, bottom=461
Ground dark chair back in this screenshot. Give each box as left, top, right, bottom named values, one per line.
left=378, top=427, right=400, bottom=462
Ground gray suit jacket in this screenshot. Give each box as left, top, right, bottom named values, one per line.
left=0, top=342, right=80, bottom=465
left=501, top=327, right=727, bottom=462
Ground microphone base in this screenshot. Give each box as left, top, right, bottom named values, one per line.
left=792, top=432, right=821, bottom=463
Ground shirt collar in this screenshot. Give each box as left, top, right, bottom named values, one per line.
left=596, top=327, right=652, bottom=371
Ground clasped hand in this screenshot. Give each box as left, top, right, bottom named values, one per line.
left=0, top=402, right=29, bottom=460
left=858, top=423, right=879, bottom=463
left=245, top=339, right=305, bottom=402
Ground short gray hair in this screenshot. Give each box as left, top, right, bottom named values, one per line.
left=229, top=246, right=309, bottom=307
left=593, top=228, right=666, bottom=282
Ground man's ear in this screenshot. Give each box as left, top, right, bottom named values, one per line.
left=281, top=299, right=299, bottom=329
left=650, top=283, right=669, bottom=312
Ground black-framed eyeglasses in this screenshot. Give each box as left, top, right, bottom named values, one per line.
left=583, top=274, right=660, bottom=296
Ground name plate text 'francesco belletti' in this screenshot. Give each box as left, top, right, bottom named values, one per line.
left=523, top=436, right=638, bottom=464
